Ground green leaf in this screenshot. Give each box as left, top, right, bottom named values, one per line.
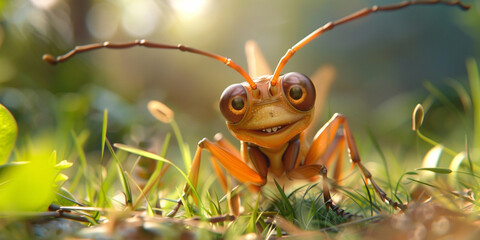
left=0, top=161, right=28, bottom=174
left=55, top=187, right=78, bottom=206
left=54, top=173, right=70, bottom=190
left=416, top=167, right=452, bottom=174
left=0, top=104, right=17, bottom=164
left=55, top=160, right=73, bottom=170
left=0, top=152, right=58, bottom=212
left=55, top=173, right=69, bottom=184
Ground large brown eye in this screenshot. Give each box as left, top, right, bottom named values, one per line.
left=219, top=84, right=248, bottom=123
left=289, top=86, right=303, bottom=100
left=231, top=97, right=245, bottom=110
left=281, top=72, right=315, bottom=111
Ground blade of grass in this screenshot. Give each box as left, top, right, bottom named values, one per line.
left=128, top=156, right=143, bottom=176
left=246, top=193, right=261, bottom=233
left=394, top=171, right=417, bottom=203
left=55, top=188, right=82, bottom=206
left=455, top=171, right=480, bottom=179
left=170, top=120, right=192, bottom=172
left=367, top=128, right=393, bottom=198
left=298, top=184, right=326, bottom=229
left=407, top=178, right=477, bottom=205
left=205, top=192, right=219, bottom=217
left=106, top=139, right=132, bottom=207
left=98, top=163, right=119, bottom=208
left=447, top=78, right=472, bottom=112
left=98, top=109, right=109, bottom=209
left=69, top=131, right=89, bottom=194
left=133, top=133, right=172, bottom=208
left=178, top=190, right=193, bottom=217
left=465, top=136, right=475, bottom=175
left=424, top=81, right=468, bottom=129
left=466, top=58, right=480, bottom=151
left=362, top=177, right=373, bottom=216
left=71, top=131, right=88, bottom=172
left=336, top=186, right=381, bottom=215
left=273, top=179, right=294, bottom=222
left=114, top=143, right=202, bottom=212
left=125, top=171, right=155, bottom=216
left=463, top=136, right=479, bottom=190
left=416, top=167, right=452, bottom=174
left=287, top=183, right=314, bottom=199
left=302, top=183, right=320, bottom=227
left=101, top=109, right=108, bottom=160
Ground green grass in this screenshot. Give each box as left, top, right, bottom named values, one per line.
left=0, top=60, right=479, bottom=239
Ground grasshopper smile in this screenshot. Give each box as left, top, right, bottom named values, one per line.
left=253, top=121, right=297, bottom=135
left=262, top=126, right=282, bottom=133
left=262, top=125, right=281, bottom=134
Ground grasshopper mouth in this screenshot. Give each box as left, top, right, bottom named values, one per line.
left=253, top=119, right=300, bottom=135
left=249, top=116, right=304, bottom=136
left=258, top=125, right=287, bottom=134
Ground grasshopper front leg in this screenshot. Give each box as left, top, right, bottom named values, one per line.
left=167, top=137, right=265, bottom=217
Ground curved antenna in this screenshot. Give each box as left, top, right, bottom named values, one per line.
left=270, top=0, right=470, bottom=86
left=43, top=39, right=257, bottom=89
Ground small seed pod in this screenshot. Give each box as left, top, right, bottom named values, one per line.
left=412, top=104, right=424, bottom=131
left=148, top=100, right=174, bottom=123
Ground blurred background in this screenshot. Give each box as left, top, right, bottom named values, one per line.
left=0, top=0, right=478, bottom=170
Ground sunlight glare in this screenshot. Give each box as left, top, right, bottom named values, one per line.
left=169, top=0, right=209, bottom=19
left=30, top=0, right=58, bottom=9
left=121, top=0, right=161, bottom=37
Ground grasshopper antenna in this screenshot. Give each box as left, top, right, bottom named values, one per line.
left=270, top=0, right=470, bottom=85
left=43, top=39, right=257, bottom=89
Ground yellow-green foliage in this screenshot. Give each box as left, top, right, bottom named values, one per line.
left=0, top=105, right=72, bottom=212
left=0, top=104, right=17, bottom=165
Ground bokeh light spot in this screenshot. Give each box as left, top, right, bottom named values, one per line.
left=120, top=0, right=161, bottom=37
left=169, top=0, right=209, bottom=19
left=86, top=2, right=119, bottom=39
left=30, top=0, right=58, bottom=9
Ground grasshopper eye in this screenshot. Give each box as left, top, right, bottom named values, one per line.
left=289, top=86, right=303, bottom=100
left=282, top=72, right=315, bottom=111
left=231, top=97, right=245, bottom=110
left=220, top=84, right=248, bottom=123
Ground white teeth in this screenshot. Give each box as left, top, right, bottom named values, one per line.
left=261, top=126, right=282, bottom=133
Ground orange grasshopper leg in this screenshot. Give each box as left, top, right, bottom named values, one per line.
left=305, top=113, right=407, bottom=211
left=167, top=136, right=265, bottom=217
